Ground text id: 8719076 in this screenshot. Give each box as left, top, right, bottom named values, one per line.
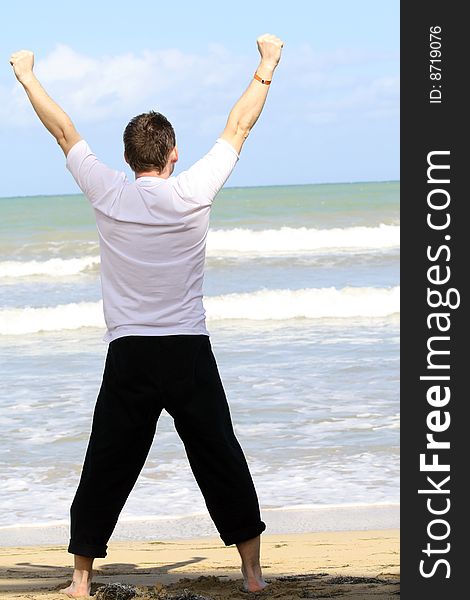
left=429, top=25, right=443, bottom=104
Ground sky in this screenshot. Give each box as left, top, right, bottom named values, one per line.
left=0, top=0, right=399, bottom=197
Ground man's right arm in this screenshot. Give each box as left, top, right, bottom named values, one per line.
left=220, top=33, right=284, bottom=155
left=10, top=50, right=81, bottom=156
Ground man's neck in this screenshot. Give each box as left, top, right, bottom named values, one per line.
left=135, top=169, right=170, bottom=180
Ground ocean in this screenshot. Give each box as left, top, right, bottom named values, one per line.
left=0, top=182, right=399, bottom=545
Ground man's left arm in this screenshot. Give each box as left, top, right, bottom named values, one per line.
left=10, top=50, right=81, bottom=156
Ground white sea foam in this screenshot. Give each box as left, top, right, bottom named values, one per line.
left=0, top=225, right=399, bottom=280
left=207, top=224, right=399, bottom=255
left=0, top=286, right=399, bottom=335
left=205, top=286, right=399, bottom=320
left=0, top=256, right=99, bottom=278
left=0, top=301, right=104, bottom=335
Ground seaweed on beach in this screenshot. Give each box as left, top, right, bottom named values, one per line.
left=326, top=575, right=393, bottom=585
left=94, top=583, right=212, bottom=600
left=95, top=583, right=140, bottom=600
left=142, top=589, right=212, bottom=600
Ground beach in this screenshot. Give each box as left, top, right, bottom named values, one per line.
left=0, top=530, right=399, bottom=599
left=0, top=182, right=400, bottom=597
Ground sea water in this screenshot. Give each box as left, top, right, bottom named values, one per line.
left=0, top=182, right=399, bottom=543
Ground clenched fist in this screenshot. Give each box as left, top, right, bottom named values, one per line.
left=10, top=50, right=35, bottom=84
left=257, top=34, right=284, bottom=69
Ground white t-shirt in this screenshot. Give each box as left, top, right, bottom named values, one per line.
left=66, top=138, right=239, bottom=343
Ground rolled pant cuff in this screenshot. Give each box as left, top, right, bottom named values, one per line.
left=221, top=521, right=267, bottom=546
left=68, top=540, right=108, bottom=558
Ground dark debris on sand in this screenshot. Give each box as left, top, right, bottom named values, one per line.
left=326, top=576, right=393, bottom=585
left=94, top=583, right=140, bottom=600
left=94, top=582, right=212, bottom=600
left=147, top=590, right=211, bottom=600
left=278, top=573, right=330, bottom=581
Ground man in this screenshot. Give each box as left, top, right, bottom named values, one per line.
left=10, top=33, right=283, bottom=598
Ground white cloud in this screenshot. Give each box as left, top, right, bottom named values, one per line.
left=3, top=44, right=247, bottom=127
left=1, top=43, right=398, bottom=131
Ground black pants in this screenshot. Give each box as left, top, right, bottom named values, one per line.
left=68, top=335, right=266, bottom=558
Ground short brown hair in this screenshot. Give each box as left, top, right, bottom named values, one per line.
left=123, top=111, right=176, bottom=173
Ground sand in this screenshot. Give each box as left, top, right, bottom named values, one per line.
left=0, top=530, right=399, bottom=599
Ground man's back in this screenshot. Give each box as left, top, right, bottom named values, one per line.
left=66, top=138, right=239, bottom=342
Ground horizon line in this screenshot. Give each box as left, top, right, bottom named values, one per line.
left=0, top=179, right=400, bottom=201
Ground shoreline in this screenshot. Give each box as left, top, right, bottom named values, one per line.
left=0, top=530, right=399, bottom=599
left=0, top=504, right=399, bottom=548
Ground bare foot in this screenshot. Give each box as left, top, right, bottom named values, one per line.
left=60, top=576, right=91, bottom=598
left=242, top=565, right=268, bottom=592
left=60, top=554, right=94, bottom=597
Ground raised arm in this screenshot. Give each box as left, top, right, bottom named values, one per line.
left=10, top=50, right=81, bottom=156
left=220, top=33, right=284, bottom=155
